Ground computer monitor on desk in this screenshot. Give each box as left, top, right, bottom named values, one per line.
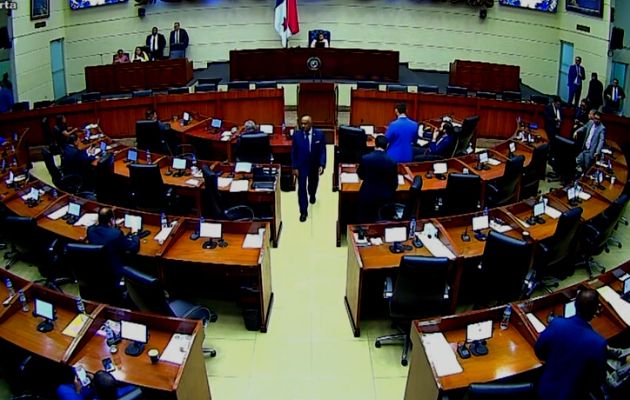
left=121, top=320, right=148, bottom=357
left=527, top=200, right=546, bottom=225
left=126, top=148, right=138, bottom=163
left=472, top=215, right=489, bottom=241
left=385, top=226, right=409, bottom=254
left=359, top=125, right=375, bottom=136
left=200, top=222, right=225, bottom=249
left=209, top=118, right=222, bottom=132
left=475, top=151, right=490, bottom=171
left=564, top=300, right=576, bottom=318
left=171, top=157, right=187, bottom=177
left=260, top=124, right=273, bottom=135
left=65, top=202, right=82, bottom=224
left=34, top=298, right=56, bottom=333
left=465, top=319, right=492, bottom=356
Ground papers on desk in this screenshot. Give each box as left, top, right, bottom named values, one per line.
left=597, top=286, right=630, bottom=326
left=578, top=191, right=592, bottom=201
left=73, top=213, right=98, bottom=227
left=487, top=158, right=501, bottom=166
left=235, top=162, right=252, bottom=173
left=62, top=314, right=90, bottom=338
left=243, top=229, right=265, bottom=249
left=230, top=180, right=249, bottom=192
left=185, top=178, right=202, bottom=187
left=526, top=313, right=546, bottom=333
left=421, top=333, right=463, bottom=377
left=160, top=333, right=193, bottom=365
left=370, top=237, right=383, bottom=246
left=544, top=206, right=562, bottom=219
left=96, top=319, right=121, bottom=338
left=340, top=173, right=359, bottom=184
left=88, top=148, right=101, bottom=157
left=154, top=222, right=176, bottom=245
left=416, top=233, right=456, bottom=260
left=217, top=177, right=233, bottom=188
left=47, top=205, right=69, bottom=220
left=618, top=273, right=630, bottom=282
left=417, top=139, right=429, bottom=147
left=398, top=175, right=405, bottom=186
left=489, top=220, right=512, bottom=233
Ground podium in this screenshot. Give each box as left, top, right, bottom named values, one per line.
left=297, top=83, right=337, bottom=143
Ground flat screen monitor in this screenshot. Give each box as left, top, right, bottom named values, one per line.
left=360, top=125, right=375, bottom=136
left=466, top=320, right=493, bottom=342
left=533, top=201, right=545, bottom=217
left=34, top=299, right=54, bottom=320
left=472, top=215, right=489, bottom=231
left=182, top=112, right=191, bottom=122
left=567, top=187, right=577, bottom=201
left=68, top=202, right=81, bottom=217
left=566, top=0, right=603, bottom=18
left=260, top=124, right=273, bottom=134
left=120, top=320, right=148, bottom=344
left=564, top=300, right=576, bottom=318
left=624, top=278, right=630, bottom=295
left=124, top=214, right=142, bottom=232
left=172, top=158, right=187, bottom=170
left=433, top=163, right=448, bottom=175
left=200, top=222, right=222, bottom=239
left=127, top=148, right=138, bottom=162
left=509, top=142, right=516, bottom=153
left=384, top=227, right=407, bottom=243
left=499, top=0, right=557, bottom=13
left=211, top=119, right=222, bottom=129
left=70, top=0, right=128, bottom=10
left=479, top=152, right=489, bottom=164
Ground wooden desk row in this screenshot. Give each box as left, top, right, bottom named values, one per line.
left=0, top=269, right=211, bottom=399
left=0, top=174, right=274, bottom=335
left=344, top=142, right=628, bottom=336
left=405, top=262, right=630, bottom=399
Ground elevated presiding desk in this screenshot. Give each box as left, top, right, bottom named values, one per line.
left=0, top=269, right=211, bottom=399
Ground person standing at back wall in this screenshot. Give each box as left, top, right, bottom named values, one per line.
left=169, top=22, right=189, bottom=59
left=568, top=56, right=586, bottom=108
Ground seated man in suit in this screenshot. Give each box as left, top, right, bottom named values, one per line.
left=53, top=114, right=78, bottom=147
left=414, top=120, right=456, bottom=162
left=357, top=135, right=398, bottom=222
left=61, top=134, right=96, bottom=181
left=544, top=95, right=562, bottom=143
left=57, top=369, right=138, bottom=400
left=575, top=111, right=605, bottom=173
left=87, top=207, right=140, bottom=284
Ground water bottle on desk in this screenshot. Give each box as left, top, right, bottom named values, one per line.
left=18, top=289, right=28, bottom=312
left=500, top=304, right=512, bottom=330
left=76, top=296, right=86, bottom=314
left=5, top=279, right=15, bottom=297
left=160, top=212, right=168, bottom=229
left=146, top=150, right=151, bottom=164
left=408, top=218, right=416, bottom=240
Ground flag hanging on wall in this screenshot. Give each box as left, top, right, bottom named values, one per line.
left=274, top=0, right=300, bottom=48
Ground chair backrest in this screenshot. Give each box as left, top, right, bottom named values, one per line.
left=41, top=117, right=54, bottom=146
left=467, top=382, right=535, bottom=400
left=390, top=256, right=451, bottom=319
left=405, top=175, right=423, bottom=219
left=447, top=86, right=468, bottom=96
left=196, top=83, right=217, bottom=92
left=453, top=115, right=480, bottom=156
left=201, top=164, right=225, bottom=219
left=34, top=100, right=54, bottom=109
left=418, top=84, right=439, bottom=94
left=479, top=231, right=532, bottom=304
left=590, top=194, right=629, bottom=250
left=377, top=203, right=406, bottom=221
left=445, top=173, right=481, bottom=215
left=476, top=91, right=497, bottom=100
left=487, top=155, right=525, bottom=207
left=94, top=153, right=117, bottom=204
left=57, top=97, right=78, bottom=105
left=236, top=133, right=272, bottom=164
left=530, top=94, right=549, bottom=105
left=356, top=81, right=379, bottom=90
left=551, top=135, right=577, bottom=182
left=521, top=143, right=549, bottom=198
left=81, top=92, right=101, bottom=102
left=128, top=163, right=165, bottom=210
left=540, top=207, right=583, bottom=268
left=255, top=81, right=278, bottom=89
left=227, top=81, right=249, bottom=90
left=387, top=84, right=408, bottom=92
left=11, top=101, right=29, bottom=112
left=41, top=147, right=62, bottom=183
left=132, top=89, right=153, bottom=98
left=338, top=125, right=367, bottom=163
left=308, top=29, right=331, bottom=45
left=502, top=91, right=522, bottom=102
left=167, top=86, right=189, bottom=95
left=64, top=243, right=124, bottom=305
left=2, top=215, right=38, bottom=250
left=122, top=266, right=174, bottom=317
left=135, top=120, right=163, bottom=154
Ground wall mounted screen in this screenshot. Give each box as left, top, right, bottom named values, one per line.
left=70, top=0, right=128, bottom=10
left=566, top=0, right=604, bottom=18
left=499, top=0, right=558, bottom=13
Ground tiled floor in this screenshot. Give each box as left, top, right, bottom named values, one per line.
left=2, top=145, right=629, bottom=399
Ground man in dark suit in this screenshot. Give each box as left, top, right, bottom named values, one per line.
left=61, top=134, right=95, bottom=180
left=604, top=78, right=626, bottom=115
left=544, top=96, right=562, bottom=143
left=169, top=22, right=189, bottom=59
left=87, top=207, right=140, bottom=283
left=357, top=135, right=398, bottom=223
left=568, top=56, right=586, bottom=108
left=415, top=120, right=457, bottom=162
left=586, top=72, right=604, bottom=111
left=145, top=27, right=166, bottom=61
left=291, top=115, right=326, bottom=222
left=574, top=111, right=606, bottom=173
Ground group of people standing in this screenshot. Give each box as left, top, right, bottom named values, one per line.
left=568, top=56, right=625, bottom=115
left=112, top=22, right=190, bottom=64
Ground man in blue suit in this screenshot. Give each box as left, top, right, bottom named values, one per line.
left=87, top=207, right=140, bottom=283
left=291, top=115, right=326, bottom=222
left=568, top=56, right=586, bottom=108
left=535, top=288, right=607, bottom=400
left=415, top=121, right=457, bottom=162
left=385, top=103, right=418, bottom=163
left=357, top=135, right=399, bottom=222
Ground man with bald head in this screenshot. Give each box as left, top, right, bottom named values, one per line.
left=291, top=115, right=326, bottom=222
left=535, top=288, right=607, bottom=400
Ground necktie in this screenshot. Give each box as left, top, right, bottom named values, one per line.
left=175, top=31, right=179, bottom=44
left=152, top=35, right=157, bottom=51
left=306, top=132, right=312, bottom=152
left=613, top=87, right=618, bottom=102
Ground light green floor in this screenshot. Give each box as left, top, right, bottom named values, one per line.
left=3, top=147, right=630, bottom=400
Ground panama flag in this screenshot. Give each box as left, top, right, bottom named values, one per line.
left=274, top=0, right=300, bottom=48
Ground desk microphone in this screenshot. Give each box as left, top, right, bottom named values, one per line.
left=165, top=166, right=172, bottom=176
left=461, top=225, right=471, bottom=242
left=425, top=170, right=433, bottom=179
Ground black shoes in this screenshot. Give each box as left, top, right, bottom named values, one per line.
left=309, top=196, right=316, bottom=204
left=299, top=213, right=307, bottom=222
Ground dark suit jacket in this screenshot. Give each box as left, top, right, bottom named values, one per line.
left=291, top=129, right=326, bottom=172
left=145, top=33, right=166, bottom=55
left=604, top=85, right=626, bottom=111
left=169, top=29, right=189, bottom=50
left=357, top=150, right=398, bottom=205
left=568, top=64, right=585, bottom=88
left=62, top=144, right=95, bottom=177
left=587, top=79, right=604, bottom=109
left=543, top=103, right=561, bottom=138
left=87, top=224, right=140, bottom=279
left=428, top=133, right=456, bottom=158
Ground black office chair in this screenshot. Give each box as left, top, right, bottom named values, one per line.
left=255, top=81, right=278, bottom=89
left=465, top=382, right=535, bottom=400
left=175, top=144, right=196, bottom=160
left=128, top=163, right=173, bottom=212
left=33, top=100, right=54, bottom=109
left=337, top=125, right=368, bottom=164
left=418, top=84, right=439, bottom=94
left=227, top=81, right=249, bottom=90
left=476, top=91, right=497, bottom=100
left=41, top=116, right=60, bottom=155
left=122, top=266, right=217, bottom=357
left=547, top=135, right=577, bottom=184
left=377, top=203, right=406, bottom=222
left=386, top=84, right=408, bottom=92
left=93, top=153, right=119, bottom=205
left=63, top=243, right=127, bottom=307
left=235, top=133, right=273, bottom=164
left=196, top=83, right=217, bottom=92
left=167, top=86, right=189, bottom=95
left=356, top=81, right=380, bottom=90
left=11, top=101, right=29, bottom=112
left=520, top=143, right=549, bottom=199
left=474, top=231, right=533, bottom=307
left=201, top=165, right=255, bottom=221
left=530, top=94, right=549, bottom=105
left=135, top=120, right=168, bottom=155
left=442, top=173, right=481, bottom=215
left=526, top=207, right=583, bottom=294
left=42, top=147, right=83, bottom=194
left=405, top=175, right=423, bottom=219
left=453, top=115, right=480, bottom=156
left=485, top=155, right=525, bottom=207
left=502, top=91, right=522, bottom=102
left=308, top=29, right=331, bottom=46
left=132, top=89, right=153, bottom=98
left=56, top=97, right=78, bottom=105
left=81, top=92, right=101, bottom=102
left=579, top=194, right=629, bottom=277
left=374, top=256, right=451, bottom=366
left=447, top=86, right=468, bottom=96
